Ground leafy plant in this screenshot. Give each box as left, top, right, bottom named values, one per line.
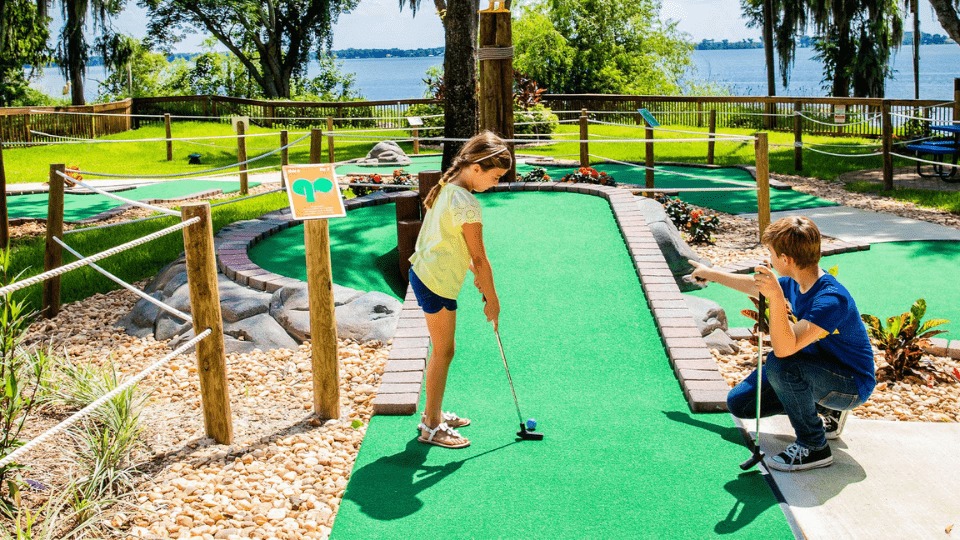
left=653, top=194, right=719, bottom=244
left=0, top=249, right=48, bottom=517
left=560, top=166, right=616, bottom=186
left=862, top=299, right=949, bottom=382
left=513, top=71, right=547, bottom=110
left=514, top=103, right=559, bottom=139
left=518, top=167, right=551, bottom=183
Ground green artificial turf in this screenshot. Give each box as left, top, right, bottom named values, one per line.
left=329, top=192, right=792, bottom=539
left=7, top=179, right=259, bottom=222
left=248, top=203, right=407, bottom=299
left=686, top=241, right=960, bottom=336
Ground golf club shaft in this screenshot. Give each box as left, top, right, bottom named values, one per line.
left=494, top=329, right=525, bottom=424
left=754, top=293, right=766, bottom=448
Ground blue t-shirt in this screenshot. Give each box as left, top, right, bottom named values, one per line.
left=779, top=273, right=876, bottom=400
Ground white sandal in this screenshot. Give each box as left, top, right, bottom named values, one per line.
left=417, top=421, right=470, bottom=449
left=418, top=411, right=471, bottom=430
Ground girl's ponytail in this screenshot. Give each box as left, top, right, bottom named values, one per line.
left=423, top=162, right=463, bottom=209
left=422, top=131, right=511, bottom=209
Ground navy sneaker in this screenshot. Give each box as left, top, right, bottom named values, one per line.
left=822, top=408, right=849, bottom=440
left=768, top=443, right=833, bottom=472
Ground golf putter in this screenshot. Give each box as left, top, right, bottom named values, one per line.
left=740, top=292, right=767, bottom=470
left=493, top=328, right=544, bottom=441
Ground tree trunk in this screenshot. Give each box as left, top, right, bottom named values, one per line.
left=762, top=0, right=776, bottom=97
left=65, top=0, right=86, bottom=105
left=440, top=0, right=479, bottom=171
left=929, top=0, right=960, bottom=45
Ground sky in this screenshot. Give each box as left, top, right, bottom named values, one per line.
left=67, top=0, right=757, bottom=54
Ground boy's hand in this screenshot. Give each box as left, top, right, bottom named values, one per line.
left=482, top=295, right=500, bottom=332
left=753, top=264, right=781, bottom=298
left=686, top=259, right=709, bottom=284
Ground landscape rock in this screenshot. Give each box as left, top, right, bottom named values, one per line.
left=636, top=198, right=710, bottom=292
left=704, top=328, right=739, bottom=354
left=683, top=295, right=728, bottom=337
left=334, top=292, right=402, bottom=344
left=355, top=141, right=411, bottom=166
left=224, top=314, right=299, bottom=351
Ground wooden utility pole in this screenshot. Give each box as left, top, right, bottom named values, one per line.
left=479, top=3, right=516, bottom=182
left=42, top=165, right=65, bottom=318
left=307, top=129, right=340, bottom=420
left=181, top=202, right=232, bottom=444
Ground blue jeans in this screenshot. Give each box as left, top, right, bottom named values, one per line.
left=727, top=351, right=865, bottom=450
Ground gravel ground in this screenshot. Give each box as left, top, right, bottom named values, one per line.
left=8, top=171, right=959, bottom=538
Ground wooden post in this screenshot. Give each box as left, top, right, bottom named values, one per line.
left=306, top=130, right=340, bottom=420
left=954, top=79, right=960, bottom=124
left=579, top=109, right=589, bottom=167
left=164, top=113, right=173, bottom=161
left=42, top=164, right=65, bottom=319
left=280, top=130, right=289, bottom=188
left=396, top=191, right=422, bottom=280
left=793, top=102, right=803, bottom=172
left=478, top=6, right=516, bottom=182
left=0, top=137, right=7, bottom=248
left=755, top=133, right=771, bottom=238
left=180, top=202, right=232, bottom=444
left=326, top=116, right=335, bottom=163
left=265, top=105, right=275, bottom=129
left=707, top=109, right=717, bottom=165
left=310, top=128, right=323, bottom=169
left=413, top=128, right=420, bottom=155
left=697, top=101, right=704, bottom=128
left=417, top=170, right=442, bottom=217
left=882, top=101, right=894, bottom=191
left=644, top=119, right=655, bottom=196
left=237, top=121, right=248, bottom=195
left=24, top=114, right=32, bottom=144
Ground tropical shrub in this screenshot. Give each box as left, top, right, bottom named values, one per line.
left=862, top=299, right=949, bottom=382
left=518, top=167, right=551, bottom=183
left=514, top=103, right=559, bottom=139
left=560, top=167, right=615, bottom=186
left=654, top=195, right=719, bottom=244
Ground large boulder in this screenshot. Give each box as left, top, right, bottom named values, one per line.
left=334, top=292, right=402, bottom=344
left=356, top=141, right=411, bottom=166
left=636, top=198, right=711, bottom=292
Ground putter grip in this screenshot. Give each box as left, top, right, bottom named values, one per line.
left=757, top=294, right=768, bottom=334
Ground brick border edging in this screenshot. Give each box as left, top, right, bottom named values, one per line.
left=228, top=183, right=731, bottom=415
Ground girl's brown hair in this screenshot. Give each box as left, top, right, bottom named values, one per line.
left=423, top=131, right=512, bottom=209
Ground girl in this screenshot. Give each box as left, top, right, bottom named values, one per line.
left=409, top=131, right=512, bottom=449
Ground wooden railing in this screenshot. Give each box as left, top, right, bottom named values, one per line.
left=1, top=92, right=956, bottom=144
left=131, top=96, right=441, bottom=130
left=542, top=94, right=958, bottom=138
left=0, top=99, right=132, bottom=144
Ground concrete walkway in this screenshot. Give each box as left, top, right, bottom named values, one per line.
left=750, top=415, right=960, bottom=539
left=740, top=206, right=960, bottom=243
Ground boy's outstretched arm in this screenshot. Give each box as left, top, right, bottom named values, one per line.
left=687, top=259, right=759, bottom=297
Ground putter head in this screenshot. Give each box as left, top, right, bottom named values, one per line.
left=739, top=448, right=765, bottom=471
left=517, top=423, right=544, bottom=441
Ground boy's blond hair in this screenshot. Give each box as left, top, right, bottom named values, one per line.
left=761, top=216, right=821, bottom=269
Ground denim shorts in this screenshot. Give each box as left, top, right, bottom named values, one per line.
left=409, top=268, right=457, bottom=314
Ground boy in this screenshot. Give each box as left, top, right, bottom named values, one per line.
left=688, top=216, right=875, bottom=472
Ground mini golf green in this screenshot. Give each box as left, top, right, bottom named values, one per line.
left=248, top=203, right=406, bottom=299
left=335, top=156, right=835, bottom=215
left=686, top=241, right=960, bottom=336
left=319, top=192, right=791, bottom=538
left=7, top=180, right=258, bottom=222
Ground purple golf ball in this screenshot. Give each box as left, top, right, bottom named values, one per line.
left=525, top=418, right=537, bottom=430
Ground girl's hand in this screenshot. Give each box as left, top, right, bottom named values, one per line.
left=483, top=295, right=500, bottom=332
left=753, top=264, right=781, bottom=298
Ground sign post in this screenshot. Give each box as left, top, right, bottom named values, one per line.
left=284, top=163, right=346, bottom=419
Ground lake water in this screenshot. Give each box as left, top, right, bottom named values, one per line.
left=29, top=45, right=958, bottom=103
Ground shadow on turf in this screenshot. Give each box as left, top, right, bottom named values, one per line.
left=714, top=471, right=780, bottom=534
left=344, top=438, right=517, bottom=521
left=661, top=410, right=743, bottom=445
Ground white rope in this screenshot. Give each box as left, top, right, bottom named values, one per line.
left=58, top=172, right=181, bottom=216
left=30, top=129, right=293, bottom=144
left=803, top=146, right=884, bottom=158
left=587, top=153, right=758, bottom=188
left=0, top=218, right=199, bottom=297
left=716, top=111, right=787, bottom=117
left=891, top=151, right=960, bottom=168
left=0, top=329, right=211, bottom=469
left=73, top=133, right=310, bottom=179
left=415, top=135, right=756, bottom=144
left=209, top=187, right=284, bottom=207
left=53, top=237, right=192, bottom=323
left=64, top=212, right=174, bottom=235
left=587, top=118, right=750, bottom=140
left=795, top=111, right=882, bottom=127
